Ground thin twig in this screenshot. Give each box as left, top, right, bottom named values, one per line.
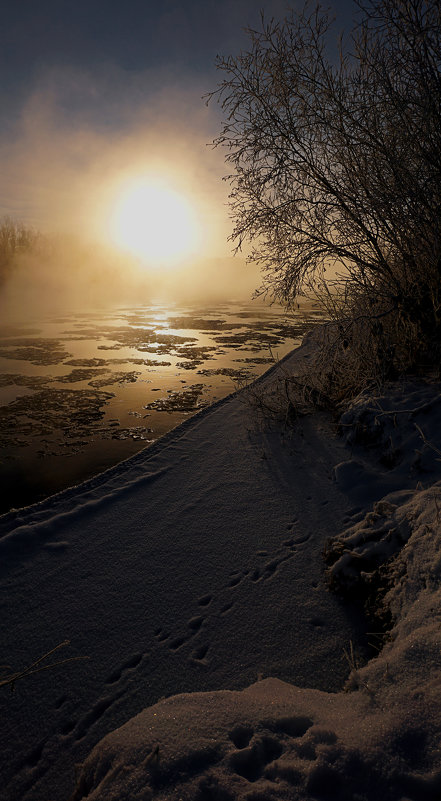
left=0, top=641, right=89, bottom=691
left=414, top=423, right=441, bottom=459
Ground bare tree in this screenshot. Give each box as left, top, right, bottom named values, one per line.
left=209, top=0, right=441, bottom=379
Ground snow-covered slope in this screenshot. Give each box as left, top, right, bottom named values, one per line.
left=2, top=334, right=441, bottom=800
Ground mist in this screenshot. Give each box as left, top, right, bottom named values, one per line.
left=0, top=63, right=262, bottom=322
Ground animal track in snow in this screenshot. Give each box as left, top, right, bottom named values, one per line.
left=24, top=740, right=46, bottom=768
left=228, top=716, right=315, bottom=785
left=105, top=652, right=143, bottom=685
left=153, top=627, right=169, bottom=642
left=153, top=615, right=207, bottom=654
left=54, top=694, right=67, bottom=709
left=168, top=636, right=186, bottom=651
left=191, top=644, right=209, bottom=662
left=291, top=532, right=312, bottom=546
left=72, top=688, right=126, bottom=742
left=227, top=569, right=249, bottom=588
left=18, top=736, right=55, bottom=799
left=197, top=594, right=213, bottom=607
left=225, top=535, right=310, bottom=588
left=219, top=601, right=234, bottom=615
left=154, top=534, right=313, bottom=667
left=249, top=552, right=293, bottom=584
left=229, top=725, right=254, bottom=749
left=229, top=734, right=283, bottom=782
left=188, top=615, right=205, bottom=632
left=282, top=531, right=312, bottom=548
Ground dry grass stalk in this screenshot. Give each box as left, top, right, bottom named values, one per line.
left=0, top=640, right=89, bottom=692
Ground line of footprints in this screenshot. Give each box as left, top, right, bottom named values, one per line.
left=34, top=502, right=355, bottom=775
left=153, top=518, right=312, bottom=665
left=35, top=514, right=330, bottom=775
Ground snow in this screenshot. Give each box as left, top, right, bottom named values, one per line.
left=2, top=330, right=441, bottom=800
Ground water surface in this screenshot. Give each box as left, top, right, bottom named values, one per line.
left=0, top=300, right=322, bottom=513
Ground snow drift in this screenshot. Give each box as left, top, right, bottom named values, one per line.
left=71, top=481, right=441, bottom=801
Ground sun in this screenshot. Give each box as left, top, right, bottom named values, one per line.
left=108, top=179, right=200, bottom=267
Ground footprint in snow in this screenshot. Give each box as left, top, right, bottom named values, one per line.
left=227, top=715, right=316, bottom=784
left=227, top=569, right=249, bottom=588
left=105, top=652, right=143, bottom=685
left=191, top=644, right=209, bottom=663
left=153, top=615, right=207, bottom=654
left=153, top=535, right=309, bottom=665
left=72, top=688, right=126, bottom=742
left=188, top=615, right=205, bottom=632
left=220, top=601, right=234, bottom=615
left=197, top=594, right=213, bottom=607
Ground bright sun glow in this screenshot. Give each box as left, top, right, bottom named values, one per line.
left=108, top=180, right=200, bottom=267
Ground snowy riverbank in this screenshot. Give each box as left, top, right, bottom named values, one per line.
left=2, top=331, right=441, bottom=800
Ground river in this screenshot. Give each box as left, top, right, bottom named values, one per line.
left=0, top=299, right=322, bottom=513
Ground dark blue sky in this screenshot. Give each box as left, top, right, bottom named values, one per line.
left=2, top=0, right=356, bottom=124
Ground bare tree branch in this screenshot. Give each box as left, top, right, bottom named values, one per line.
left=208, top=0, right=441, bottom=379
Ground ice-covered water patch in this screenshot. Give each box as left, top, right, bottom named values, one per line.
left=0, top=301, right=322, bottom=512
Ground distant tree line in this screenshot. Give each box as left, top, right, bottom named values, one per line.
left=0, top=217, right=42, bottom=285
left=210, top=0, right=441, bottom=396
